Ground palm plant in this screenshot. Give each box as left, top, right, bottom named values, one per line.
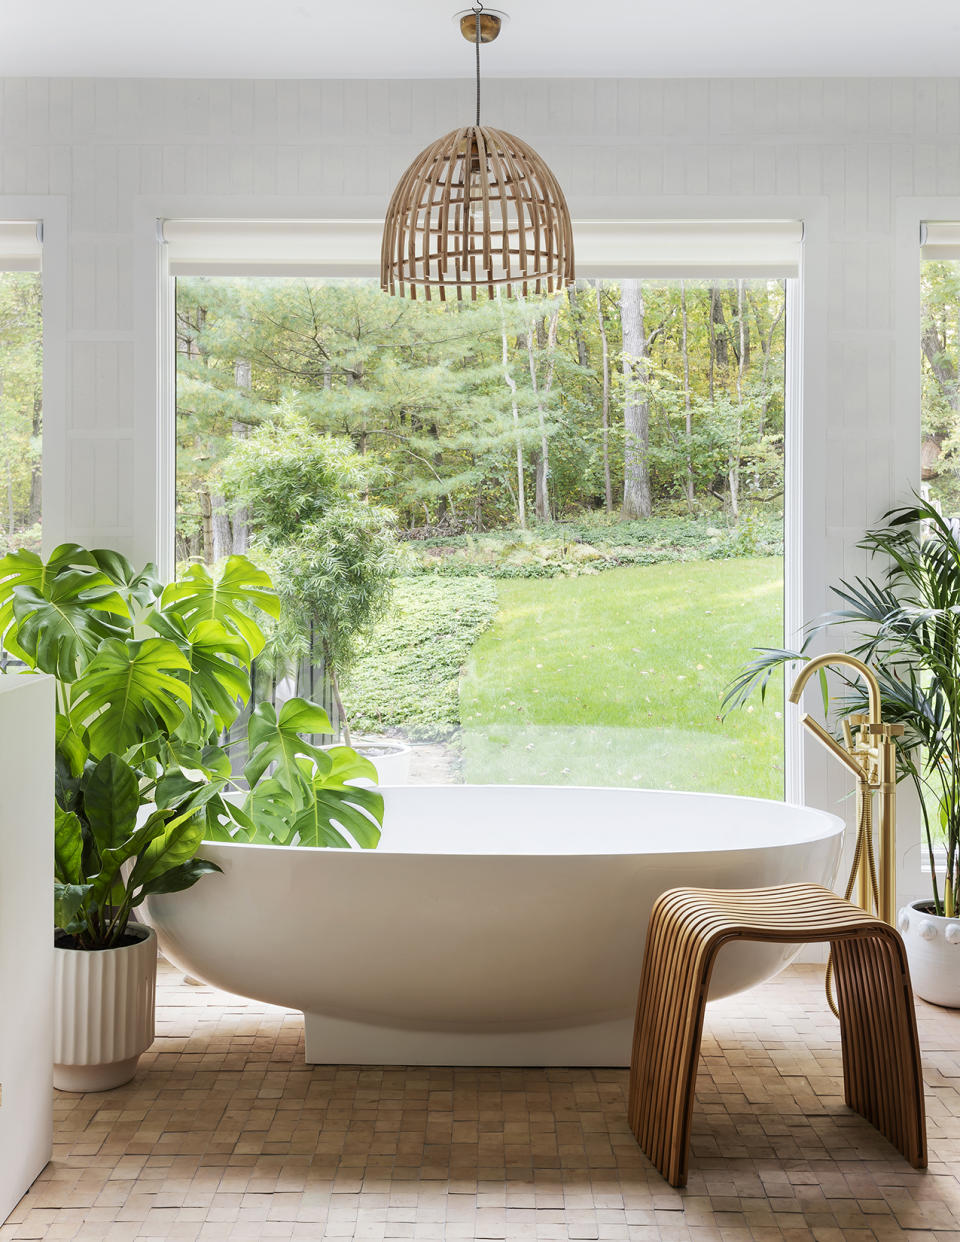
left=723, top=497, right=960, bottom=917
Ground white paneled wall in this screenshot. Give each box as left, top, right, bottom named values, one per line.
left=0, top=74, right=955, bottom=900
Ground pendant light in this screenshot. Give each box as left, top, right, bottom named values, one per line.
left=380, top=3, right=575, bottom=301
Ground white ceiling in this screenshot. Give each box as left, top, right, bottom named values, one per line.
left=2, top=0, right=958, bottom=79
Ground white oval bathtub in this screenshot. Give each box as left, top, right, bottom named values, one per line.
left=145, top=785, right=843, bottom=1066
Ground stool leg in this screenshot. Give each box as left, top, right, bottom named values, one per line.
left=831, top=931, right=927, bottom=1168
left=629, top=897, right=718, bottom=1187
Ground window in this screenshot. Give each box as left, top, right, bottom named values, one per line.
left=169, top=221, right=795, bottom=794
left=921, top=224, right=960, bottom=510
left=0, top=222, right=42, bottom=562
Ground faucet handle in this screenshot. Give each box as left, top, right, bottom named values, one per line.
left=866, top=723, right=905, bottom=738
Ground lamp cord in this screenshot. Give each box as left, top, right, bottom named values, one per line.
left=474, top=2, right=482, bottom=125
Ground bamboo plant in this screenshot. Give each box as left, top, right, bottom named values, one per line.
left=723, top=497, right=960, bottom=918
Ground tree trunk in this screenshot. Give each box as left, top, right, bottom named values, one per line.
left=327, top=648, right=351, bottom=747
left=680, top=281, right=694, bottom=511
left=527, top=304, right=560, bottom=523
left=620, top=279, right=652, bottom=520
left=231, top=359, right=251, bottom=553
left=29, top=391, right=41, bottom=525
left=498, top=293, right=526, bottom=530
left=728, top=280, right=748, bottom=520
left=567, top=283, right=590, bottom=368
left=199, top=489, right=215, bottom=564
left=210, top=494, right=232, bottom=561
left=595, top=283, right=613, bottom=514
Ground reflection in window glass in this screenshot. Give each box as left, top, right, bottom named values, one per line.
left=176, top=277, right=785, bottom=795
left=0, top=272, right=42, bottom=559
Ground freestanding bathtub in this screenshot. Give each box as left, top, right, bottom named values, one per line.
left=145, top=785, right=843, bottom=1066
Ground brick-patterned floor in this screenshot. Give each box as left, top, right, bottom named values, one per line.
left=4, top=959, right=960, bottom=1241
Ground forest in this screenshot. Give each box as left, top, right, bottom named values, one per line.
left=922, top=262, right=960, bottom=511
left=0, top=272, right=42, bottom=557
left=174, top=275, right=787, bottom=559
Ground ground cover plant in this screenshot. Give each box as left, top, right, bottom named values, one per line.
left=342, top=577, right=498, bottom=741
left=459, top=557, right=784, bottom=796
left=408, top=513, right=781, bottom=578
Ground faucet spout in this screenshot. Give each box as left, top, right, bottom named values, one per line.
left=788, top=651, right=882, bottom=725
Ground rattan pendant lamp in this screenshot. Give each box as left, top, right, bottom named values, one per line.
left=380, top=3, right=575, bottom=301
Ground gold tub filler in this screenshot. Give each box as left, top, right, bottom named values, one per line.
left=789, top=653, right=903, bottom=1014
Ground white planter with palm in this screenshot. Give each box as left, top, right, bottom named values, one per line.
left=726, top=498, right=960, bottom=1006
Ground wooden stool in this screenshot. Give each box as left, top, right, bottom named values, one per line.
left=628, top=883, right=927, bottom=1187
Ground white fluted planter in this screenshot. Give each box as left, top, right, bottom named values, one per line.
left=897, top=900, right=960, bottom=1009
left=54, top=925, right=157, bottom=1092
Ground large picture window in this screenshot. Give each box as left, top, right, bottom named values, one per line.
left=174, top=260, right=787, bottom=796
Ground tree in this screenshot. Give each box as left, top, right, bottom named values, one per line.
left=0, top=273, right=42, bottom=555
left=220, top=413, right=399, bottom=743
left=620, top=279, right=652, bottom=519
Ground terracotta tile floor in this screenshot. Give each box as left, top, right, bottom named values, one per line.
left=4, top=959, right=960, bottom=1241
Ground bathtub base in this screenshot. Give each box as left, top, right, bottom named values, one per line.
left=303, top=1012, right=635, bottom=1067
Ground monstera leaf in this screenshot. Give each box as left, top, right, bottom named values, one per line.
left=11, top=570, right=130, bottom=680
left=69, top=637, right=192, bottom=757
left=242, top=778, right=303, bottom=845
left=0, top=543, right=98, bottom=647
left=89, top=549, right=163, bottom=612
left=149, top=610, right=251, bottom=738
left=243, top=697, right=334, bottom=793
left=160, top=555, right=279, bottom=659
left=293, top=781, right=383, bottom=849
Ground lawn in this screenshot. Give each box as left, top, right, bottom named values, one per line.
left=459, top=557, right=784, bottom=797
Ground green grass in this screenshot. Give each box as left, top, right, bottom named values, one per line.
left=459, top=557, right=784, bottom=797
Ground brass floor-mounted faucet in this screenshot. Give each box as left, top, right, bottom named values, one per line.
left=789, top=653, right=902, bottom=926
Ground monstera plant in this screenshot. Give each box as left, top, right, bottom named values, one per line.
left=0, top=543, right=383, bottom=1090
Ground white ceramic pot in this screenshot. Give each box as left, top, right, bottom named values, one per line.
left=898, top=900, right=960, bottom=1008
left=54, top=924, right=157, bottom=1092
left=346, top=739, right=412, bottom=786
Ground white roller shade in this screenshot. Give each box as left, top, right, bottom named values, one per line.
left=576, top=220, right=802, bottom=279
left=0, top=221, right=42, bottom=272
left=921, top=222, right=960, bottom=261
left=163, top=218, right=803, bottom=280
left=163, top=220, right=382, bottom=277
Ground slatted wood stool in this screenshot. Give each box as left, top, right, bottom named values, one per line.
left=628, top=882, right=927, bottom=1187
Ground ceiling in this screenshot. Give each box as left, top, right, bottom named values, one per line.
left=2, top=0, right=958, bottom=79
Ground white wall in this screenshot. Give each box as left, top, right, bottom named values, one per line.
left=0, top=675, right=53, bottom=1221
left=1, top=74, right=955, bottom=901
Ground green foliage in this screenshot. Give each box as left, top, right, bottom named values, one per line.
left=0, top=273, right=42, bottom=557
left=2, top=542, right=386, bottom=949
left=161, top=555, right=279, bottom=657
left=219, top=414, right=400, bottom=735
left=921, top=261, right=960, bottom=511
left=342, top=577, right=499, bottom=741
left=175, top=276, right=786, bottom=547
left=54, top=753, right=222, bottom=949
left=722, top=496, right=960, bottom=917
left=406, top=514, right=782, bottom=579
